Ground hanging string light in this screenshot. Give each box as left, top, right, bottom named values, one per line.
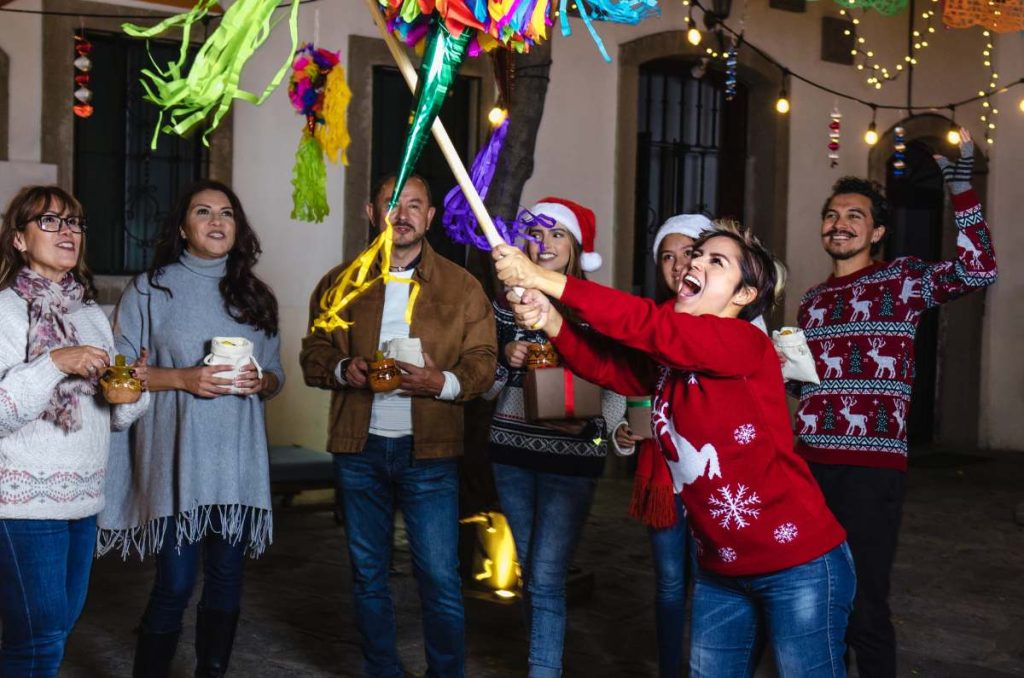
left=843, top=0, right=940, bottom=90
left=978, top=31, right=998, bottom=145
left=686, top=2, right=703, bottom=46
left=776, top=69, right=791, bottom=113
left=946, top=107, right=962, bottom=145
left=864, top=105, right=879, bottom=145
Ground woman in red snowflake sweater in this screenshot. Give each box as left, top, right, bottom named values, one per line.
left=493, top=228, right=853, bottom=677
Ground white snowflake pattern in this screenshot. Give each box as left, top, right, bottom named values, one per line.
left=773, top=522, right=799, bottom=544
left=718, top=547, right=737, bottom=563
left=687, top=373, right=699, bottom=385
left=708, top=484, right=762, bottom=530
left=733, top=424, right=757, bottom=445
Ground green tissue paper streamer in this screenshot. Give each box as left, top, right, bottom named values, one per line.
left=291, top=133, right=329, bottom=223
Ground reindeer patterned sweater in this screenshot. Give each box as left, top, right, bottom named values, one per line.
left=796, top=188, right=997, bottom=471
left=549, top=277, right=846, bottom=577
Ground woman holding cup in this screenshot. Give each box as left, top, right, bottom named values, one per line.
left=0, top=186, right=149, bottom=676
left=98, top=180, right=283, bottom=677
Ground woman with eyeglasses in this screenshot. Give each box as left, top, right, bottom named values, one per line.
left=0, top=185, right=150, bottom=677
left=97, top=180, right=283, bottom=677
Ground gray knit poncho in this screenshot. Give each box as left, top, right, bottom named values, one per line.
left=97, top=251, right=283, bottom=558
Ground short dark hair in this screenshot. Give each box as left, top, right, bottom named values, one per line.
left=822, top=177, right=889, bottom=256
left=370, top=173, right=433, bottom=208
left=691, top=228, right=785, bottom=322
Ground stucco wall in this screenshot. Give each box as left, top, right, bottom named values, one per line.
left=0, top=0, right=1019, bottom=450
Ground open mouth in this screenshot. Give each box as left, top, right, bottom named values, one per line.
left=207, top=230, right=227, bottom=241
left=679, top=273, right=703, bottom=298
left=56, top=241, right=76, bottom=252
left=537, top=252, right=557, bottom=261
left=825, top=231, right=855, bottom=243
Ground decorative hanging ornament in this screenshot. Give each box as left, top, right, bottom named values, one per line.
left=724, top=36, right=739, bottom=101
left=828, top=106, right=841, bottom=168
left=892, top=126, right=907, bottom=176
left=286, top=43, right=352, bottom=223
left=73, top=34, right=93, bottom=118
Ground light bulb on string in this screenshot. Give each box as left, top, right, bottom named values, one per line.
left=946, top=108, right=961, bottom=145
left=487, top=106, right=508, bottom=127
left=775, top=69, right=790, bottom=114
left=686, top=6, right=702, bottom=46
left=864, top=106, right=879, bottom=146
left=1019, top=97, right=1024, bottom=114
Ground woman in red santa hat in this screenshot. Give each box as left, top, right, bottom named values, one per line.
left=484, top=197, right=625, bottom=678
left=493, top=226, right=854, bottom=678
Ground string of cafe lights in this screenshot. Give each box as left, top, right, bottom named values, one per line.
left=842, top=0, right=941, bottom=90
left=683, top=0, right=1024, bottom=147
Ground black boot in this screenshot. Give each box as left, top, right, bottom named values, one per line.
left=133, top=628, right=180, bottom=678
left=194, top=605, right=240, bottom=677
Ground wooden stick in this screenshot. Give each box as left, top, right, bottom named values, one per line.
left=364, top=0, right=505, bottom=249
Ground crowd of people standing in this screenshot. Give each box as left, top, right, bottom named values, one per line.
left=0, top=129, right=997, bottom=678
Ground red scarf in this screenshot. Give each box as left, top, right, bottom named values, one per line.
left=628, top=439, right=677, bottom=529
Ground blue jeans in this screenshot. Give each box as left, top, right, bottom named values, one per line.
left=334, top=435, right=464, bottom=678
left=492, top=463, right=598, bottom=678
left=0, top=516, right=97, bottom=677
left=141, top=514, right=247, bottom=634
left=690, top=542, right=856, bottom=678
left=648, top=495, right=692, bottom=678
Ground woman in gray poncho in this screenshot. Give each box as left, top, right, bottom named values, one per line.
left=98, top=180, right=283, bottom=677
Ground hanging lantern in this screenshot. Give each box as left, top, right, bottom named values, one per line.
left=892, top=125, right=906, bottom=176
left=828, top=106, right=842, bottom=168
left=73, top=34, right=93, bottom=118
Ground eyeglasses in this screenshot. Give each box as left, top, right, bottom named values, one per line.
left=27, top=213, right=88, bottom=234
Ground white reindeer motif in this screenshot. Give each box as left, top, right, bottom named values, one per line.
left=849, top=285, right=873, bottom=322
left=866, top=338, right=898, bottom=378
left=652, top=401, right=722, bottom=493
left=957, top=231, right=984, bottom=269
left=899, top=278, right=921, bottom=305
left=805, top=297, right=827, bottom=329
left=892, top=400, right=908, bottom=438
left=819, top=340, right=844, bottom=379
left=840, top=396, right=868, bottom=436
left=797, top=405, right=818, bottom=435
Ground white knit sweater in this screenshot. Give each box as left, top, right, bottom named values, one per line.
left=0, top=288, right=149, bottom=520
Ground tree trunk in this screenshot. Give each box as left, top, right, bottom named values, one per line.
left=461, top=40, right=553, bottom=516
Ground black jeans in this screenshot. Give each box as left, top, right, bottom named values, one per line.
left=809, top=463, right=907, bottom=678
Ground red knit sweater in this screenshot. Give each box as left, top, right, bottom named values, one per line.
left=796, top=189, right=997, bottom=471
left=551, top=277, right=846, bottom=576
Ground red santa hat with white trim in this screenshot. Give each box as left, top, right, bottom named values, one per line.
left=527, top=197, right=602, bottom=272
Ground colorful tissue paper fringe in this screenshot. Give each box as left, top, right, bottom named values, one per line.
left=442, top=118, right=525, bottom=250
left=287, top=44, right=351, bottom=223
left=377, top=0, right=660, bottom=62
left=123, top=0, right=301, bottom=148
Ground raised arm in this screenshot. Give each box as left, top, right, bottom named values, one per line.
left=916, top=132, right=998, bottom=308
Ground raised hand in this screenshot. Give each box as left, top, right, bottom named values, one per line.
left=493, top=244, right=552, bottom=292
left=509, top=288, right=560, bottom=334
left=934, top=127, right=974, bottom=194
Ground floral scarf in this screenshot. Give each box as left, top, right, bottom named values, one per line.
left=12, top=267, right=95, bottom=432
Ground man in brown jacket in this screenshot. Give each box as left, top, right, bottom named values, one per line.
left=300, top=174, right=495, bottom=678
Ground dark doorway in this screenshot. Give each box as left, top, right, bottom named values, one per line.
left=885, top=138, right=944, bottom=445
left=632, top=58, right=747, bottom=297
left=370, top=66, right=479, bottom=267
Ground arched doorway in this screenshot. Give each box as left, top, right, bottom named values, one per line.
left=869, top=115, right=989, bottom=450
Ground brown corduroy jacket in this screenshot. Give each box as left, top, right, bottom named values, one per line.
left=300, top=242, right=497, bottom=459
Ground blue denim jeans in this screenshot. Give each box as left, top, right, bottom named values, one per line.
left=648, top=494, right=692, bottom=678
left=492, top=463, right=598, bottom=678
left=334, top=435, right=464, bottom=678
left=0, top=516, right=97, bottom=677
left=140, top=513, right=247, bottom=634
left=690, top=542, right=856, bottom=678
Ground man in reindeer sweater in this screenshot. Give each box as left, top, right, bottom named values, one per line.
left=794, top=130, right=997, bottom=677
